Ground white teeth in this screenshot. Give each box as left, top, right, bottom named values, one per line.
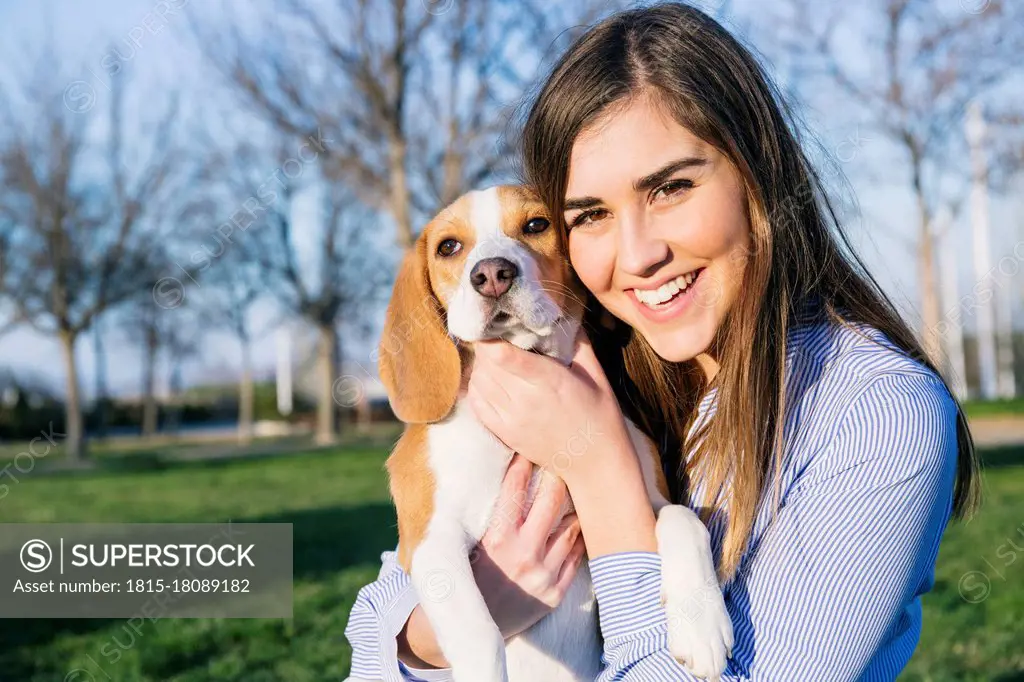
left=633, top=270, right=700, bottom=307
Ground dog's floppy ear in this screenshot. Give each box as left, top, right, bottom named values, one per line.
left=378, top=232, right=461, bottom=423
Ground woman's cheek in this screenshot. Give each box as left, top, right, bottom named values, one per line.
left=569, top=231, right=617, bottom=303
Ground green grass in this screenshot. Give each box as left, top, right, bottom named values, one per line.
left=902, top=445, right=1024, bottom=682
left=0, top=445, right=397, bottom=682
left=962, top=397, right=1024, bottom=418
left=1, top=441, right=1022, bottom=681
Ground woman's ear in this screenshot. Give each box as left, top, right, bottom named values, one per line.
left=378, top=233, right=461, bottom=423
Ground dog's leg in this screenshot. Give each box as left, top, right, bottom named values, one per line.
left=411, top=522, right=508, bottom=682
left=655, top=504, right=733, bottom=681
left=626, top=421, right=732, bottom=681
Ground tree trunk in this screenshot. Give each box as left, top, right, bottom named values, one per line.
left=92, top=320, right=109, bottom=440
left=316, top=323, right=338, bottom=445
left=141, top=324, right=159, bottom=437
left=913, top=168, right=941, bottom=364
left=166, top=356, right=184, bottom=436
left=59, top=329, right=85, bottom=462
left=388, top=135, right=413, bottom=249
left=238, top=335, right=254, bottom=445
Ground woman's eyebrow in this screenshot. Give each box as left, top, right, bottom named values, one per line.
left=564, top=196, right=602, bottom=211
left=563, top=156, right=707, bottom=211
left=633, top=156, right=707, bottom=192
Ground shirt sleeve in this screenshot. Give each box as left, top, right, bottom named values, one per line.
left=344, top=550, right=455, bottom=682
left=588, top=372, right=958, bottom=681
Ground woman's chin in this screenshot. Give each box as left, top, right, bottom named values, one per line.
left=639, top=324, right=711, bottom=364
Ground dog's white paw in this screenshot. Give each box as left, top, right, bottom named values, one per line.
left=664, top=588, right=733, bottom=681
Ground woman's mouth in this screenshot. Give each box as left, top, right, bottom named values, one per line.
left=631, top=268, right=705, bottom=308
left=627, top=267, right=706, bottom=322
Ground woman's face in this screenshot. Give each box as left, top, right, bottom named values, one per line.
left=564, top=95, right=751, bottom=368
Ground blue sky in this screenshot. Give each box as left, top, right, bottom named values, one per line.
left=0, top=0, right=1020, bottom=399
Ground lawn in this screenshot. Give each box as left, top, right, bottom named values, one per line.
left=0, top=440, right=1021, bottom=681
left=962, top=397, right=1024, bottom=419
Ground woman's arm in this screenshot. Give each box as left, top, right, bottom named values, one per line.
left=576, top=372, right=958, bottom=681
left=345, top=456, right=586, bottom=681
left=466, top=338, right=957, bottom=679
left=345, top=550, right=446, bottom=682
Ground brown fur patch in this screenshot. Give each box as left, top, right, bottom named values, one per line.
left=386, top=424, right=436, bottom=572
left=378, top=227, right=462, bottom=424
left=495, top=186, right=584, bottom=318
left=422, top=196, right=477, bottom=308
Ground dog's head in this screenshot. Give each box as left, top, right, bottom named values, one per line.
left=378, top=185, right=584, bottom=423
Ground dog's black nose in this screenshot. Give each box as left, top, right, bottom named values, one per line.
left=470, top=257, right=519, bottom=299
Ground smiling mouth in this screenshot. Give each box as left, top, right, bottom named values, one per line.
left=631, top=267, right=705, bottom=309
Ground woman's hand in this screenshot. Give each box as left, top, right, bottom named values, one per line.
left=467, top=329, right=658, bottom=559
left=473, top=454, right=586, bottom=636
left=398, top=455, right=586, bottom=669
left=466, top=330, right=636, bottom=487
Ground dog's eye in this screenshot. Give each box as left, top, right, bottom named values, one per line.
left=523, top=217, right=550, bottom=235
left=437, top=239, right=462, bottom=257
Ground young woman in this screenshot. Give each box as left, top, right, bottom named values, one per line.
left=345, top=3, right=978, bottom=680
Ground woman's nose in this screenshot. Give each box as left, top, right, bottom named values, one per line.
left=617, top=213, right=670, bottom=277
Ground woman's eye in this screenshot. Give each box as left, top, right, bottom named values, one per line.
left=523, top=217, right=550, bottom=235
left=437, top=239, right=462, bottom=257
left=567, top=208, right=609, bottom=229
left=653, top=179, right=693, bottom=201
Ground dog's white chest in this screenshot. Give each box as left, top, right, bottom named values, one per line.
left=427, top=401, right=515, bottom=541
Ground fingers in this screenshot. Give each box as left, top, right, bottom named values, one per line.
left=473, top=341, right=530, bottom=385
left=485, top=454, right=533, bottom=540
left=475, top=340, right=558, bottom=387
left=521, top=470, right=569, bottom=547
left=473, top=339, right=515, bottom=362
left=468, top=360, right=514, bottom=406
left=570, top=328, right=609, bottom=387
left=553, top=533, right=587, bottom=594
left=543, top=512, right=580, bottom=574
left=572, top=327, right=596, bottom=362
left=466, top=370, right=509, bottom=441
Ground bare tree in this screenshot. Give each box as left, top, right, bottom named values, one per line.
left=183, top=126, right=388, bottom=444
left=117, top=289, right=192, bottom=438
left=163, top=312, right=202, bottom=436
left=183, top=1, right=625, bottom=443
left=192, top=0, right=616, bottom=251
left=192, top=244, right=266, bottom=445
left=90, top=315, right=112, bottom=440
left=0, top=63, right=184, bottom=460
left=777, top=0, right=1024, bottom=362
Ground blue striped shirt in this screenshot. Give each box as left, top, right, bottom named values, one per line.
left=344, top=314, right=959, bottom=681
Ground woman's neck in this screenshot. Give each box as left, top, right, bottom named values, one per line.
left=695, top=352, right=719, bottom=383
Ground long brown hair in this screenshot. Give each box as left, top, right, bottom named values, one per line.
left=520, top=2, right=979, bottom=580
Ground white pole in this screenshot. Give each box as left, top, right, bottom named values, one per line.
left=966, top=102, right=998, bottom=400
left=276, top=327, right=293, bottom=416
left=996, top=274, right=1017, bottom=398
left=938, top=207, right=968, bottom=400
left=994, top=205, right=1017, bottom=398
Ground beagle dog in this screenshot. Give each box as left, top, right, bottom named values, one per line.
left=377, top=186, right=732, bottom=682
